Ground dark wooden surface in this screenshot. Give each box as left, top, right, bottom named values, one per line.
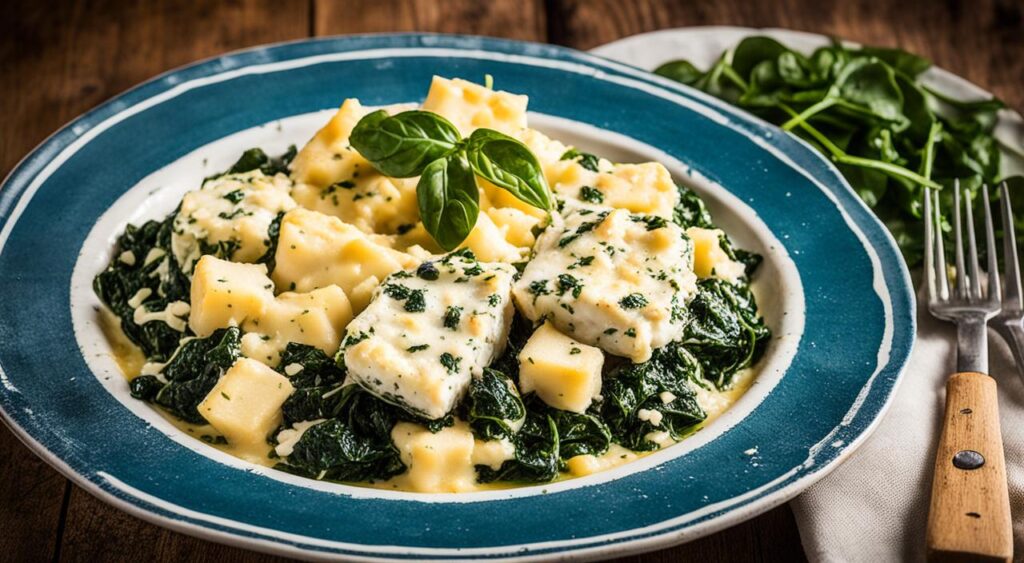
left=3, top=0, right=1021, bottom=561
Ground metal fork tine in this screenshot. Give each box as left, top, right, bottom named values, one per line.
left=924, top=188, right=937, bottom=302
left=934, top=189, right=950, bottom=300
left=964, top=187, right=982, bottom=300
left=982, top=184, right=1000, bottom=304
left=953, top=180, right=968, bottom=299
left=1001, top=182, right=1022, bottom=308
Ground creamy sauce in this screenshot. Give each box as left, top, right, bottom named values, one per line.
left=106, top=319, right=757, bottom=493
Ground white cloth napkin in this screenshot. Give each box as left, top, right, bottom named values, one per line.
left=791, top=290, right=1024, bottom=562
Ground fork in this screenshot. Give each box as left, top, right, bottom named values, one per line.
left=992, top=183, right=1024, bottom=387
left=924, top=181, right=1013, bottom=562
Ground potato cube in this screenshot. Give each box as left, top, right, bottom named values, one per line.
left=189, top=256, right=274, bottom=337
left=459, top=211, right=525, bottom=263
left=391, top=421, right=477, bottom=493
left=241, top=285, right=354, bottom=365
left=518, top=322, right=603, bottom=413
left=686, top=227, right=746, bottom=283
left=198, top=358, right=295, bottom=447
left=271, top=209, right=417, bottom=310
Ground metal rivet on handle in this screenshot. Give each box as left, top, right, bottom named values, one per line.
left=952, top=450, right=985, bottom=470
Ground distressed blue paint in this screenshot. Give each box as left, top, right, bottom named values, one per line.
left=0, top=34, right=914, bottom=559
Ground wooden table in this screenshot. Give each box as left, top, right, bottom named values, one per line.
left=2, top=1, right=1020, bottom=561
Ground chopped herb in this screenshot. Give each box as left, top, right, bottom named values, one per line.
left=579, top=185, right=604, bottom=204
left=443, top=306, right=463, bottom=330
left=619, top=293, right=649, bottom=309
left=416, top=261, right=440, bottom=280
left=556, top=274, right=583, bottom=299
left=440, top=353, right=461, bottom=374
left=407, top=344, right=430, bottom=353
left=404, top=289, right=427, bottom=313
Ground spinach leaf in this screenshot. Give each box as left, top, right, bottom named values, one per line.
left=653, top=36, right=1019, bottom=266
left=130, top=327, right=242, bottom=424
left=654, top=60, right=704, bottom=85
left=466, top=368, right=526, bottom=440
left=467, top=129, right=553, bottom=211
left=278, top=418, right=406, bottom=482
left=254, top=211, right=285, bottom=274
left=276, top=343, right=348, bottom=425
left=559, top=147, right=602, bottom=172
left=601, top=343, right=706, bottom=451
left=476, top=395, right=611, bottom=483
left=477, top=412, right=560, bottom=483
left=350, top=110, right=462, bottom=178
left=417, top=152, right=480, bottom=251
left=208, top=145, right=297, bottom=180
left=673, top=183, right=714, bottom=229
left=93, top=212, right=191, bottom=360
left=682, top=279, right=771, bottom=389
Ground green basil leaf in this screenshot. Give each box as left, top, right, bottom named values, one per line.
left=466, top=129, right=552, bottom=210
left=350, top=110, right=462, bottom=178
left=417, top=153, right=480, bottom=251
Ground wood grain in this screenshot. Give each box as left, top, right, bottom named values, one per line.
left=313, top=0, right=547, bottom=40
left=550, top=0, right=1024, bottom=112
left=926, top=372, right=1013, bottom=562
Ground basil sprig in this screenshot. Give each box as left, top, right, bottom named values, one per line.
left=350, top=110, right=552, bottom=250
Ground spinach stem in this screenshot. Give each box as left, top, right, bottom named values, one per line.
left=781, top=97, right=838, bottom=131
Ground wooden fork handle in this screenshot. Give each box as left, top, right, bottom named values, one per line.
left=926, top=372, right=1013, bottom=562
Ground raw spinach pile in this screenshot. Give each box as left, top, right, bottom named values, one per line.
left=350, top=110, right=552, bottom=250
left=655, top=36, right=1020, bottom=265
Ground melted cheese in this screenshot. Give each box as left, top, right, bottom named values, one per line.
left=271, top=208, right=418, bottom=312
left=513, top=204, right=697, bottom=362
left=172, top=170, right=296, bottom=272
left=421, top=76, right=528, bottom=136
left=240, top=285, right=353, bottom=366
left=343, top=253, right=516, bottom=419
left=290, top=99, right=420, bottom=235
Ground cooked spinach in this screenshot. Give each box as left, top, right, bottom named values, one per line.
left=465, top=368, right=526, bottom=440
left=277, top=417, right=406, bottom=482
left=277, top=382, right=456, bottom=482
left=476, top=395, right=611, bottom=483
left=218, top=145, right=297, bottom=178
left=559, top=148, right=601, bottom=172
left=276, top=343, right=348, bottom=425
left=93, top=212, right=191, bottom=360
left=601, top=343, right=707, bottom=451
left=129, top=327, right=242, bottom=424
left=681, top=279, right=771, bottom=389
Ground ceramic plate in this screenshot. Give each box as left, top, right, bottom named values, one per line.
left=0, top=34, right=913, bottom=561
